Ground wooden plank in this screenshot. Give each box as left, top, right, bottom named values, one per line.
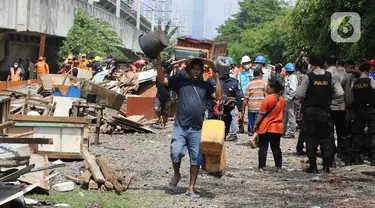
left=10, top=105, right=23, bottom=114
left=9, top=114, right=89, bottom=124
left=109, top=169, right=123, bottom=192
left=72, top=75, right=125, bottom=110
left=96, top=158, right=114, bottom=182
left=0, top=164, right=35, bottom=182
left=126, top=115, right=145, bottom=123
left=95, top=108, right=102, bottom=145
left=8, top=131, right=34, bottom=138
left=27, top=101, right=54, bottom=109
left=39, top=74, right=71, bottom=90
left=14, top=122, right=85, bottom=128
left=0, top=121, right=15, bottom=129
left=29, top=97, right=49, bottom=104
left=104, top=181, right=114, bottom=189
left=82, top=149, right=105, bottom=184
left=113, top=116, right=154, bottom=133
left=80, top=170, right=92, bottom=183
left=0, top=88, right=28, bottom=96
left=88, top=179, right=98, bottom=190
left=123, top=173, right=133, bottom=191
left=37, top=151, right=83, bottom=160
left=65, top=175, right=81, bottom=184
left=0, top=137, right=53, bottom=144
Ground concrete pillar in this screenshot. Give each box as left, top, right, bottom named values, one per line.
left=16, top=0, right=28, bottom=31
left=116, top=0, right=121, bottom=17
left=161, top=0, right=166, bottom=30
left=151, top=0, right=155, bottom=31
left=136, top=0, right=141, bottom=29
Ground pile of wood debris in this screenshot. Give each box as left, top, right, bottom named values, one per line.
left=66, top=150, right=133, bottom=192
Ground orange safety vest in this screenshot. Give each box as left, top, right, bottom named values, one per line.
left=80, top=60, right=89, bottom=70
left=35, top=61, right=49, bottom=74
left=203, top=71, right=212, bottom=81
left=232, top=66, right=243, bottom=77
left=281, top=70, right=287, bottom=77
left=10, top=68, right=21, bottom=81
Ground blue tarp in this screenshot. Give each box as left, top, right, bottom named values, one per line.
left=52, top=86, right=81, bottom=98
left=183, top=35, right=211, bottom=42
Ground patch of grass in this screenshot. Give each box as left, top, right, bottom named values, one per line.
left=28, top=190, right=149, bottom=208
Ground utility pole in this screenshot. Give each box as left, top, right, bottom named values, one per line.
left=136, top=0, right=141, bottom=29
left=151, top=0, right=156, bottom=31
left=161, top=0, right=166, bottom=30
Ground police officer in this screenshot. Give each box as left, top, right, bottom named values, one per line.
left=351, top=62, right=375, bottom=165
left=297, top=55, right=344, bottom=173
left=207, top=56, right=243, bottom=141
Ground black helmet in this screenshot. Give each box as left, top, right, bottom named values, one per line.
left=215, top=56, right=231, bottom=78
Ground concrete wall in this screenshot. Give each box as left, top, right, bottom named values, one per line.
left=0, top=0, right=142, bottom=52
left=0, top=0, right=17, bottom=30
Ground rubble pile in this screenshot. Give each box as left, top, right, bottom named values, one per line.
left=0, top=67, right=161, bottom=206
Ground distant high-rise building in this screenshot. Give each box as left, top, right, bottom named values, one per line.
left=223, top=0, right=239, bottom=21
left=191, top=0, right=206, bottom=37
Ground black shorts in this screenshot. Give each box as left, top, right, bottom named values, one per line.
left=154, top=97, right=171, bottom=116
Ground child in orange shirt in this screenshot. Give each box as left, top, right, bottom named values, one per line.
left=253, top=78, right=286, bottom=171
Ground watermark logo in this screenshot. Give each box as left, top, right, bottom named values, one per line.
left=331, top=12, right=361, bottom=43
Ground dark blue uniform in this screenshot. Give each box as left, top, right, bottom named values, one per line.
left=207, top=77, right=243, bottom=137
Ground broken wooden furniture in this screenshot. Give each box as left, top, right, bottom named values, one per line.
left=0, top=96, right=10, bottom=134
left=112, top=115, right=154, bottom=134
left=68, top=74, right=125, bottom=110
left=8, top=115, right=89, bottom=159
left=72, top=101, right=105, bottom=146
left=21, top=89, right=55, bottom=116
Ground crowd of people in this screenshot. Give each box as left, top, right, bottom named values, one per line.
left=7, top=54, right=120, bottom=81
left=153, top=50, right=375, bottom=198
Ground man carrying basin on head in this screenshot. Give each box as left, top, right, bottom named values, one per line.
left=156, top=54, right=222, bottom=199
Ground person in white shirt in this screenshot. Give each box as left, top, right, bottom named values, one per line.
left=283, top=63, right=298, bottom=138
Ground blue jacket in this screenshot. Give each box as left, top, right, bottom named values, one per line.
left=238, top=69, right=253, bottom=95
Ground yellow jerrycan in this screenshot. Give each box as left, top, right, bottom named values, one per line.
left=200, top=119, right=226, bottom=172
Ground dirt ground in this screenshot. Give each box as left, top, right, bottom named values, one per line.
left=41, top=121, right=375, bottom=208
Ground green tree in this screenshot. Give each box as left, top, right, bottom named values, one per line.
left=291, top=0, right=375, bottom=60
left=217, top=0, right=295, bottom=64
left=158, top=20, right=178, bottom=62
left=57, top=9, right=125, bottom=64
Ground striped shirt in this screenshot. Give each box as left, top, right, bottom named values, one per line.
left=244, top=78, right=267, bottom=112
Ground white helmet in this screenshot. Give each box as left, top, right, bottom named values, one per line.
left=241, top=56, right=251, bottom=64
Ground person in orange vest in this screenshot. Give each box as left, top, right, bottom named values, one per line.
left=80, top=53, right=89, bottom=70
left=34, top=56, right=49, bottom=78
left=68, top=59, right=80, bottom=77
left=59, top=56, right=73, bottom=74
left=202, top=64, right=213, bottom=81
left=43, top=57, right=50, bottom=74
left=8, top=62, right=23, bottom=81
left=64, top=54, right=73, bottom=64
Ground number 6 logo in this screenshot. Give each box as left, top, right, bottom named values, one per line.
left=331, top=12, right=361, bottom=43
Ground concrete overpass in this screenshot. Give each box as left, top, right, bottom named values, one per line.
left=0, top=0, right=151, bottom=76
